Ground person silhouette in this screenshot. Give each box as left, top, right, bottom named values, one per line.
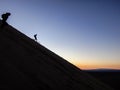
left=34, top=34, right=37, bottom=41
left=1, top=12, right=11, bottom=28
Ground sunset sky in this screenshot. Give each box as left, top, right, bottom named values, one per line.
left=0, top=0, right=120, bottom=69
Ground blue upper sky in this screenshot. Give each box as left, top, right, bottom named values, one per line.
left=0, top=0, right=120, bottom=69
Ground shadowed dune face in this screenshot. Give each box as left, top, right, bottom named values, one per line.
left=0, top=20, right=114, bottom=90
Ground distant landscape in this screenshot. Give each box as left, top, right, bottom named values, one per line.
left=84, top=69, right=120, bottom=90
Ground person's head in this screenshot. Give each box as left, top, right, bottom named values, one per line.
left=6, top=12, right=11, bottom=16
left=5, top=12, right=11, bottom=16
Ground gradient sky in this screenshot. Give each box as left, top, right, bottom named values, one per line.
left=0, top=0, right=120, bottom=69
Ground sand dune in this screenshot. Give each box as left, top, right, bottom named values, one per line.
left=0, top=20, right=114, bottom=90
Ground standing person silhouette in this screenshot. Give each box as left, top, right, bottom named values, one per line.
left=1, top=12, right=11, bottom=28
left=34, top=34, right=37, bottom=41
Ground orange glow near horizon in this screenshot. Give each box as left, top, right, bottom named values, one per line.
left=70, top=61, right=120, bottom=70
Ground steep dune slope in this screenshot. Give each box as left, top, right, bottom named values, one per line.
left=0, top=20, right=113, bottom=90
